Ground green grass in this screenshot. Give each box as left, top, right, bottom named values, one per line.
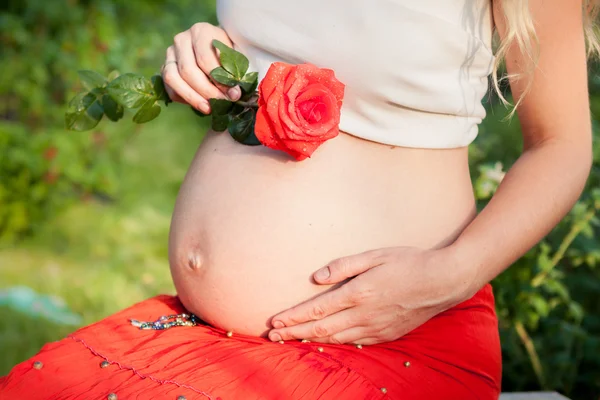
left=0, top=106, right=207, bottom=375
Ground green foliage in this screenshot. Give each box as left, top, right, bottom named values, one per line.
left=211, top=39, right=250, bottom=83
left=67, top=71, right=173, bottom=130
left=63, top=39, right=260, bottom=147
left=0, top=0, right=216, bottom=243
left=229, top=108, right=259, bottom=145
left=209, top=98, right=234, bottom=131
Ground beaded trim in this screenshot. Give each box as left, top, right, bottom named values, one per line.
left=129, top=313, right=200, bottom=330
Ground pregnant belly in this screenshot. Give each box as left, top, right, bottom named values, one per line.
left=168, top=131, right=476, bottom=337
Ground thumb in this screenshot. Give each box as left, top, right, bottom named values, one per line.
left=314, top=249, right=386, bottom=284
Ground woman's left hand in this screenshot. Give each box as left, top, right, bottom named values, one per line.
left=268, top=246, right=474, bottom=345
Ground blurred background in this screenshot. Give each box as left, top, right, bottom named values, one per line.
left=0, top=1, right=599, bottom=398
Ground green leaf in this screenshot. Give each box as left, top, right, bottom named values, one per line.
left=212, top=39, right=249, bottom=80
left=151, top=74, right=172, bottom=106
left=107, top=70, right=120, bottom=81
left=107, top=73, right=154, bottom=109
left=239, top=72, right=258, bottom=94
left=209, top=98, right=234, bottom=115
left=229, top=108, right=260, bottom=145
left=210, top=67, right=238, bottom=87
left=529, top=293, right=550, bottom=317
left=211, top=114, right=230, bottom=132
left=101, top=94, right=124, bottom=122
left=568, top=302, right=585, bottom=322
left=65, top=92, right=104, bottom=131
left=90, top=87, right=106, bottom=97
left=78, top=70, right=108, bottom=91
left=132, top=99, right=161, bottom=124
left=208, top=98, right=233, bottom=131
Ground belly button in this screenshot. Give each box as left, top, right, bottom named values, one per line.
left=187, top=252, right=204, bottom=270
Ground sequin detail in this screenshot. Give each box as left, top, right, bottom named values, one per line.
left=129, top=313, right=200, bottom=330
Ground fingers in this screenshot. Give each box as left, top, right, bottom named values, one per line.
left=162, top=23, right=243, bottom=114
left=161, top=60, right=185, bottom=104
left=271, top=284, right=355, bottom=329
left=308, top=327, right=375, bottom=345
left=270, top=308, right=358, bottom=342
left=162, top=45, right=210, bottom=113
left=174, top=29, right=228, bottom=102
left=314, top=249, right=388, bottom=284
left=190, top=23, right=242, bottom=101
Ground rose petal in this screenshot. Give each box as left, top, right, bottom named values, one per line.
left=255, top=106, right=285, bottom=151
left=280, top=138, right=324, bottom=159
left=321, top=74, right=345, bottom=106
left=298, top=64, right=345, bottom=109
left=278, top=93, right=305, bottom=139
left=297, top=89, right=333, bottom=124
left=258, top=63, right=294, bottom=107
left=265, top=81, right=289, bottom=140
left=294, top=84, right=340, bottom=137
left=298, top=99, right=327, bottom=124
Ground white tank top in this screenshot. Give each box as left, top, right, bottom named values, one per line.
left=217, top=0, right=496, bottom=149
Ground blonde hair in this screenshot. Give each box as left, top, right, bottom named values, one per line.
left=492, top=0, right=600, bottom=112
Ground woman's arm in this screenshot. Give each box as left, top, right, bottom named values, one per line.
left=267, top=0, right=593, bottom=344
left=447, top=0, right=592, bottom=297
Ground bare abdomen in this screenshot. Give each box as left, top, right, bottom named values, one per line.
left=168, top=131, right=476, bottom=336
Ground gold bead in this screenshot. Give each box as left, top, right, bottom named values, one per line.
left=33, top=361, right=43, bottom=370
left=301, top=339, right=310, bottom=343
left=100, top=361, right=110, bottom=368
left=226, top=331, right=233, bottom=338
left=404, top=361, right=411, bottom=368
left=278, top=340, right=284, bottom=344
left=355, top=344, right=363, bottom=349
left=380, top=387, right=388, bottom=394
left=107, top=394, right=118, bottom=400
left=317, top=347, right=324, bottom=353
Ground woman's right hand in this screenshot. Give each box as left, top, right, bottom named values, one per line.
left=162, top=23, right=242, bottom=114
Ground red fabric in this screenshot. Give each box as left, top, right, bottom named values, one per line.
left=1, top=284, right=501, bottom=400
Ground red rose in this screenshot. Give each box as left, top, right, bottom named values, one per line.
left=254, top=63, right=345, bottom=161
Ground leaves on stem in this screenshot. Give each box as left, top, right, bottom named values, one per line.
left=239, top=72, right=258, bottom=95
left=212, top=40, right=249, bottom=81
left=229, top=108, right=260, bottom=145
left=209, top=98, right=233, bottom=132
left=66, top=71, right=166, bottom=130
left=107, top=73, right=154, bottom=108
left=78, top=70, right=108, bottom=91
left=101, top=94, right=124, bottom=122
left=209, top=40, right=257, bottom=95
left=65, top=92, right=104, bottom=131
left=65, top=44, right=259, bottom=139
left=151, top=74, right=172, bottom=106
left=133, top=99, right=161, bottom=123
left=210, top=67, right=239, bottom=87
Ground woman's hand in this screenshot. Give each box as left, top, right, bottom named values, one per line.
left=162, top=23, right=241, bottom=114
left=268, top=247, right=474, bottom=345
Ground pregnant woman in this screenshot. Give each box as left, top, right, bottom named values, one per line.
left=1, top=0, right=597, bottom=399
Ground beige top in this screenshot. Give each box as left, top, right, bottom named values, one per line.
left=217, top=0, right=496, bottom=148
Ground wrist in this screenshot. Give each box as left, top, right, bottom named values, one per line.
left=431, top=243, right=482, bottom=305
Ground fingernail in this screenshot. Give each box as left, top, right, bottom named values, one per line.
left=228, top=86, right=241, bottom=101
left=315, top=266, right=330, bottom=281
left=272, top=320, right=285, bottom=329
left=270, top=333, right=282, bottom=342
left=198, top=100, right=210, bottom=114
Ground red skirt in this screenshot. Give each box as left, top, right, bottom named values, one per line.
left=0, top=284, right=501, bottom=400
